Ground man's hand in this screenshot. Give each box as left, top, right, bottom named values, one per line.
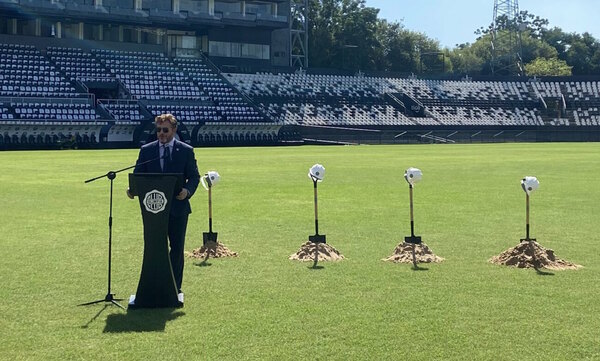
left=126, top=188, right=134, bottom=199
left=176, top=188, right=190, bottom=200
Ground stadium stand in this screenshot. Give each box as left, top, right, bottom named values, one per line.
left=174, top=57, right=265, bottom=123
left=92, top=49, right=205, bottom=101
left=2, top=42, right=600, bottom=149
left=47, top=46, right=114, bottom=83
left=0, top=43, right=78, bottom=98
left=225, top=72, right=600, bottom=133
left=1, top=0, right=599, bottom=148
left=98, top=100, right=146, bottom=124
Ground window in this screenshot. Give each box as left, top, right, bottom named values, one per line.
left=83, top=23, right=95, bottom=40
left=63, top=22, right=81, bottom=39
left=104, top=0, right=133, bottom=8
left=210, top=41, right=231, bottom=57
left=17, top=19, right=37, bottom=36
left=209, top=40, right=269, bottom=60
left=142, top=0, right=170, bottom=11
left=0, top=17, right=8, bottom=35
left=241, top=43, right=269, bottom=60
left=214, top=1, right=241, bottom=14
left=180, top=0, right=208, bottom=13
left=123, top=27, right=134, bottom=43
left=103, top=24, right=120, bottom=42
left=246, top=2, right=271, bottom=16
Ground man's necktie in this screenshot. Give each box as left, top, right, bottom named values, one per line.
left=162, top=145, right=170, bottom=171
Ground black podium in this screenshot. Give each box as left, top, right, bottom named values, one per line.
left=128, top=173, right=183, bottom=308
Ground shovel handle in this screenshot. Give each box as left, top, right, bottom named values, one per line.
left=208, top=186, right=213, bottom=233
left=314, top=180, right=319, bottom=235
left=409, top=184, right=415, bottom=237
left=525, top=193, right=530, bottom=240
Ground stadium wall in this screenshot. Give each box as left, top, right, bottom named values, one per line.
left=291, top=125, right=600, bottom=145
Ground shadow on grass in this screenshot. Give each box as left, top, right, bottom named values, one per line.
left=309, top=248, right=324, bottom=270
left=309, top=262, right=325, bottom=270
left=411, top=264, right=429, bottom=271
left=534, top=267, right=555, bottom=276
left=194, top=260, right=212, bottom=267
left=103, top=308, right=185, bottom=333
left=81, top=304, right=111, bottom=329
left=193, top=253, right=212, bottom=267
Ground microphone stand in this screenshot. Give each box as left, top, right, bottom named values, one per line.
left=79, top=154, right=164, bottom=309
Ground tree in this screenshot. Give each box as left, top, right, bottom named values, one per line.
left=524, top=57, right=572, bottom=76
left=308, top=0, right=383, bottom=71
left=376, top=20, right=419, bottom=73
left=563, top=32, right=600, bottom=75
left=307, top=0, right=445, bottom=73
left=475, top=11, right=549, bottom=40
left=449, top=42, right=488, bottom=75
left=307, top=0, right=337, bottom=68
left=541, top=27, right=600, bottom=75
left=304, top=4, right=600, bottom=76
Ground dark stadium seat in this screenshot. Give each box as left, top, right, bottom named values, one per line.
left=223, top=72, right=597, bottom=127
left=47, top=47, right=114, bottom=82
left=92, top=49, right=206, bottom=101
left=99, top=100, right=146, bottom=123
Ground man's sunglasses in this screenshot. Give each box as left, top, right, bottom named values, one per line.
left=156, top=127, right=172, bottom=133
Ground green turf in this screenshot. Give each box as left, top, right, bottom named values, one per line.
left=0, top=143, right=598, bottom=360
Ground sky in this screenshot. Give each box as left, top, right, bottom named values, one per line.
left=365, top=0, right=600, bottom=49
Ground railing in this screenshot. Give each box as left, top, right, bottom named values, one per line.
left=539, top=95, right=547, bottom=110
left=0, top=95, right=93, bottom=104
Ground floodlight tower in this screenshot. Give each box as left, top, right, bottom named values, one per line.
left=491, top=0, right=524, bottom=76
left=290, top=0, right=309, bottom=69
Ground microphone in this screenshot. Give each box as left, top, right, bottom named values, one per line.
left=134, top=148, right=170, bottom=168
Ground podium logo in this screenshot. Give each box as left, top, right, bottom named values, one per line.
left=143, top=190, right=168, bottom=214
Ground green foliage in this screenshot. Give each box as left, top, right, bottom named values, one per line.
left=0, top=144, right=599, bottom=360
left=308, top=0, right=445, bottom=74
left=308, top=0, right=383, bottom=71
left=476, top=10, right=549, bottom=39
left=525, top=57, right=573, bottom=76
left=450, top=37, right=493, bottom=75
left=306, top=3, right=600, bottom=75
left=520, top=32, right=558, bottom=63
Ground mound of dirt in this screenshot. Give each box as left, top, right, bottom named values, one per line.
left=490, top=241, right=582, bottom=270
left=188, top=241, right=238, bottom=259
left=289, top=241, right=344, bottom=262
left=383, top=242, right=444, bottom=263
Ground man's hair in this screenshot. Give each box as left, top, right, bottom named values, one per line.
left=155, top=113, right=178, bottom=127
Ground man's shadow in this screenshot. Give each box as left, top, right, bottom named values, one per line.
left=309, top=245, right=324, bottom=270
left=103, top=308, right=185, bottom=333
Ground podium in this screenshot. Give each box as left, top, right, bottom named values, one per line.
left=128, top=173, right=183, bottom=308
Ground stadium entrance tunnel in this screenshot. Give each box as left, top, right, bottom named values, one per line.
left=194, top=123, right=282, bottom=146
left=0, top=123, right=104, bottom=150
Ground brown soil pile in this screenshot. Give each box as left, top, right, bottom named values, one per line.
left=289, top=241, right=344, bottom=262
left=490, top=241, right=582, bottom=270
left=188, top=241, right=238, bottom=259
left=383, top=242, right=444, bottom=263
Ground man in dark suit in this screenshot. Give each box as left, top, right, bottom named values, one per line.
left=128, top=113, right=200, bottom=294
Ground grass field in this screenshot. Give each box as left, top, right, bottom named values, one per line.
left=0, top=143, right=599, bottom=360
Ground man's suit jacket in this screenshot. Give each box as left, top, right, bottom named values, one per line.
left=134, top=139, right=200, bottom=216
